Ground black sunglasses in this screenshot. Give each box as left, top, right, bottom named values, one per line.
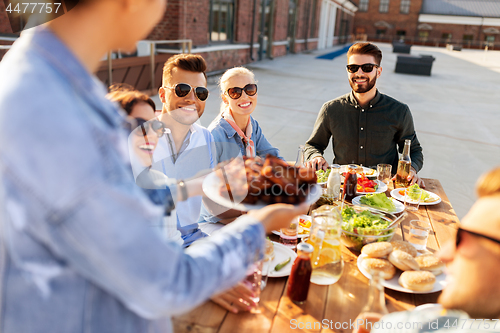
left=456, top=227, right=500, bottom=249
left=346, top=63, right=379, bottom=73
left=133, top=118, right=166, bottom=138
left=226, top=84, right=258, bottom=100
left=165, top=83, right=209, bottom=102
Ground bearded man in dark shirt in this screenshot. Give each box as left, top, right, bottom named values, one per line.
left=304, top=42, right=425, bottom=187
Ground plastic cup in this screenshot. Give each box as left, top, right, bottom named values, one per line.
left=377, top=164, right=392, bottom=185
left=404, top=187, right=423, bottom=211
left=408, top=220, right=431, bottom=251
left=243, top=259, right=263, bottom=311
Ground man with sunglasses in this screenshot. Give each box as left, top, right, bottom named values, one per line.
left=305, top=42, right=424, bottom=187
left=354, top=167, right=500, bottom=333
left=153, top=53, right=216, bottom=247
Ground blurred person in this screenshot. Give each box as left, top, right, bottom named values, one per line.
left=353, top=166, right=500, bottom=333
left=153, top=54, right=215, bottom=247
left=304, top=42, right=425, bottom=187
left=0, top=1, right=308, bottom=333
left=107, top=88, right=183, bottom=245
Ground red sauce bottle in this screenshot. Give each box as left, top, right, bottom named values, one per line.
left=343, top=164, right=358, bottom=202
left=287, top=242, right=314, bottom=304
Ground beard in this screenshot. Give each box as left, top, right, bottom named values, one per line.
left=349, top=75, right=377, bottom=93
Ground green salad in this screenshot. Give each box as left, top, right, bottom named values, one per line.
left=359, top=193, right=396, bottom=212
left=407, top=184, right=430, bottom=201
left=316, top=168, right=331, bottom=183
left=341, top=207, right=394, bottom=251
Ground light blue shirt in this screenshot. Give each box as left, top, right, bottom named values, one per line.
left=0, top=26, right=264, bottom=333
left=151, top=123, right=216, bottom=246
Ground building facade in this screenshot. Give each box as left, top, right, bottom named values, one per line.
left=351, top=0, right=500, bottom=49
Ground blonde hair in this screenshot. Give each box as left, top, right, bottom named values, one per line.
left=476, top=167, right=500, bottom=198
left=218, top=67, right=257, bottom=114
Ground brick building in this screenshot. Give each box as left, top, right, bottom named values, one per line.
left=0, top=0, right=358, bottom=88
left=351, top=0, right=500, bottom=49
left=143, top=0, right=358, bottom=72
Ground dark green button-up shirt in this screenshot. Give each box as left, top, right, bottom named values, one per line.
left=304, top=90, right=423, bottom=173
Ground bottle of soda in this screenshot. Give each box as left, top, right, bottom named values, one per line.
left=343, top=164, right=358, bottom=202
left=395, top=139, right=411, bottom=188
left=287, top=242, right=314, bottom=304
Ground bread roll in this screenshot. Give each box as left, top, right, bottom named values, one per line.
left=388, top=250, right=420, bottom=271
left=390, top=240, right=418, bottom=257
left=415, top=255, right=445, bottom=276
left=361, top=258, right=396, bottom=280
left=399, top=271, right=436, bottom=292
left=361, top=242, right=393, bottom=258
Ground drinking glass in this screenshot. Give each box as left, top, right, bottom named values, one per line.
left=243, top=259, right=263, bottom=312
left=280, top=218, right=298, bottom=249
left=307, top=205, right=344, bottom=285
left=377, top=164, right=392, bottom=185
left=408, top=220, right=431, bottom=251
left=404, top=187, right=423, bottom=211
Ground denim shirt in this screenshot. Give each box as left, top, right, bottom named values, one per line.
left=0, top=26, right=264, bottom=333
left=208, top=115, right=283, bottom=164
left=199, top=116, right=283, bottom=224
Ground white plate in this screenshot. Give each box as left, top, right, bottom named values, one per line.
left=356, top=180, right=388, bottom=194
left=352, top=195, right=405, bottom=214
left=263, top=242, right=297, bottom=278
left=357, top=253, right=447, bottom=294
left=340, top=165, right=378, bottom=178
left=390, top=189, right=442, bottom=206
left=202, top=172, right=322, bottom=211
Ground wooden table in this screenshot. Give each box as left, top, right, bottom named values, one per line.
left=173, top=178, right=461, bottom=333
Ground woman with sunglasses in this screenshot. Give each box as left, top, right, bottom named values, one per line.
left=209, top=67, right=283, bottom=162
left=199, top=68, right=283, bottom=232
left=107, top=86, right=186, bottom=245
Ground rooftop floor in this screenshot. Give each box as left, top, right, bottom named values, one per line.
left=152, top=43, right=500, bottom=219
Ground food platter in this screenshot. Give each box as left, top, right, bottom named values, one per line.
left=263, top=242, right=297, bottom=278
left=357, top=254, right=447, bottom=294
left=352, top=195, right=405, bottom=214
left=356, top=180, right=387, bottom=194
left=390, top=189, right=441, bottom=206
left=202, top=172, right=322, bottom=211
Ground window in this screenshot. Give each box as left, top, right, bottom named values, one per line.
left=359, top=0, right=369, bottom=12
left=400, top=0, right=410, bottom=14
left=376, top=29, right=387, bottom=37
left=485, top=35, right=495, bottom=42
left=379, top=0, right=389, bottom=13
left=419, top=31, right=429, bottom=41
left=441, top=33, right=452, bottom=41
left=396, top=30, right=406, bottom=41
left=209, top=0, right=235, bottom=43
left=463, top=34, right=473, bottom=41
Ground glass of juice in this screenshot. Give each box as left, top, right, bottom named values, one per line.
left=307, top=205, right=344, bottom=285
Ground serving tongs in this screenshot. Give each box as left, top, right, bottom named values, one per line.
left=380, top=211, right=407, bottom=232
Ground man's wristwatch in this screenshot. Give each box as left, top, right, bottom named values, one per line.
left=178, top=180, right=188, bottom=201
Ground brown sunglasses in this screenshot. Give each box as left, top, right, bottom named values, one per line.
left=456, top=227, right=500, bottom=248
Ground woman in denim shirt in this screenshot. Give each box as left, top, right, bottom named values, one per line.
left=208, top=67, right=283, bottom=164
left=199, top=68, right=283, bottom=230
